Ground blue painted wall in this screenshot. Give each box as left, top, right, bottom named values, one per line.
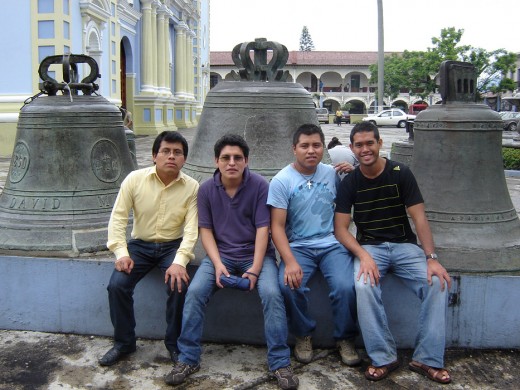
left=1, top=1, right=32, bottom=93
left=1, top=255, right=520, bottom=349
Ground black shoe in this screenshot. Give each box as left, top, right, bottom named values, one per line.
left=98, top=346, right=136, bottom=366
left=170, top=350, right=178, bottom=363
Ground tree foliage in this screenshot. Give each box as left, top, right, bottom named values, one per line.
left=299, top=26, right=315, bottom=51
left=369, top=27, right=517, bottom=100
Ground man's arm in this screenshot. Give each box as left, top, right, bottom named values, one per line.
left=164, top=186, right=199, bottom=292
left=334, top=212, right=380, bottom=286
left=107, top=180, right=134, bottom=274
left=407, top=203, right=451, bottom=290
left=199, top=227, right=230, bottom=288
left=333, top=162, right=355, bottom=176
left=270, top=207, right=302, bottom=289
left=241, top=226, right=269, bottom=290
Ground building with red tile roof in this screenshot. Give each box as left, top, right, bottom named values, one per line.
left=210, top=50, right=440, bottom=115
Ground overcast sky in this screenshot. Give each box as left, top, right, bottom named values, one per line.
left=210, top=0, right=519, bottom=54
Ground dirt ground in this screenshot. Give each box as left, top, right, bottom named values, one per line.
left=1, top=330, right=520, bottom=390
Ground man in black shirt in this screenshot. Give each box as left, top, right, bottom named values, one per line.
left=334, top=122, right=452, bottom=384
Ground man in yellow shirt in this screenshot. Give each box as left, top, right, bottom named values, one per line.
left=335, top=109, right=343, bottom=126
left=99, top=131, right=199, bottom=366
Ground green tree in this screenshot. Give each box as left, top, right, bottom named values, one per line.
left=369, top=27, right=517, bottom=101
left=461, top=48, right=517, bottom=94
left=299, top=26, right=315, bottom=51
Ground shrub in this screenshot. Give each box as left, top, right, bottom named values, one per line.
left=503, top=147, right=520, bottom=170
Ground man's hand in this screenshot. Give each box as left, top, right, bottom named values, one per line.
left=427, top=259, right=452, bottom=291
left=356, top=253, right=380, bottom=287
left=164, top=264, right=190, bottom=293
left=242, top=267, right=261, bottom=290
left=215, top=263, right=230, bottom=289
left=115, top=256, right=134, bottom=274
left=284, top=262, right=303, bottom=290
left=334, top=162, right=355, bottom=175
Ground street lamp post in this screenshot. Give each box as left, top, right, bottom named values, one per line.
left=377, top=0, right=384, bottom=113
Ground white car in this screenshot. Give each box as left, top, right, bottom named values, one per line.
left=362, top=109, right=416, bottom=128
left=315, top=108, right=329, bottom=124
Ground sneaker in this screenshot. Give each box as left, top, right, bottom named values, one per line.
left=165, top=361, right=200, bottom=385
left=336, top=339, right=361, bottom=366
left=294, top=335, right=313, bottom=363
left=273, top=365, right=299, bottom=389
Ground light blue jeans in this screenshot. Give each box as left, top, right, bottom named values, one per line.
left=177, top=256, right=291, bottom=371
left=278, top=243, right=358, bottom=341
left=354, top=242, right=447, bottom=368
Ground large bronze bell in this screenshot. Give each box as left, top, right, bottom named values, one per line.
left=0, top=54, right=135, bottom=256
left=412, top=61, right=520, bottom=272
left=183, top=38, right=321, bottom=182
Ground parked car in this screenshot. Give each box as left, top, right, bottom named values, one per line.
left=362, top=109, right=416, bottom=128
left=339, top=111, right=351, bottom=124
left=500, top=112, right=520, bottom=131
left=315, top=108, right=329, bottom=124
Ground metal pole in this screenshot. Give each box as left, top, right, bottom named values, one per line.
left=377, top=0, right=384, bottom=113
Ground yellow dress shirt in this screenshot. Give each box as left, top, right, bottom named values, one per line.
left=107, top=166, right=199, bottom=267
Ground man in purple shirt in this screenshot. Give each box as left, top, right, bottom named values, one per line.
left=166, top=134, right=299, bottom=390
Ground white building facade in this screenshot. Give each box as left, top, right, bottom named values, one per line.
left=210, top=50, right=442, bottom=115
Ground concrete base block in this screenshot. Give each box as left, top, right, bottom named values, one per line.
left=1, top=255, right=519, bottom=349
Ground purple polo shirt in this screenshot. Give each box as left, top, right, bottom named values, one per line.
left=198, top=167, right=275, bottom=261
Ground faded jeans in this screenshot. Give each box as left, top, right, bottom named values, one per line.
left=278, top=243, right=358, bottom=341
left=354, top=242, right=447, bottom=367
left=177, top=256, right=291, bottom=371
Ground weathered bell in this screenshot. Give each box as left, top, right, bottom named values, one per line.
left=182, top=38, right=321, bottom=182
left=412, top=61, right=520, bottom=272
left=0, top=54, right=135, bottom=256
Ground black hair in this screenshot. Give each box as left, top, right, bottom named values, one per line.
left=327, top=136, right=342, bottom=149
left=152, top=131, right=189, bottom=159
left=350, top=121, right=380, bottom=144
left=213, top=134, right=249, bottom=158
left=292, top=123, right=325, bottom=146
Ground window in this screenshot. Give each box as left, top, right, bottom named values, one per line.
left=63, top=0, right=69, bottom=14
left=38, top=45, right=55, bottom=63
left=38, top=0, right=54, bottom=13
left=63, top=21, right=70, bottom=39
left=350, top=74, right=360, bottom=91
left=144, top=108, right=151, bottom=122
left=38, top=21, right=54, bottom=39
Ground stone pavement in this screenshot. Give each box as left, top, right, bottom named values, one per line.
left=1, top=124, right=520, bottom=390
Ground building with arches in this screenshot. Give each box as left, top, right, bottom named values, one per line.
left=0, top=0, right=210, bottom=156
left=210, top=50, right=441, bottom=117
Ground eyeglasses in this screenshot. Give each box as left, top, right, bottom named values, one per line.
left=219, top=155, right=245, bottom=163
left=158, top=149, right=184, bottom=157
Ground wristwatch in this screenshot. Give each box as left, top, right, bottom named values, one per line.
left=426, top=253, right=438, bottom=260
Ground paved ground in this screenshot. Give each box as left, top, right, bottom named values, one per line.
left=1, top=124, right=520, bottom=389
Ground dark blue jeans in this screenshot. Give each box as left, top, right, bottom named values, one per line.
left=107, top=238, right=186, bottom=355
